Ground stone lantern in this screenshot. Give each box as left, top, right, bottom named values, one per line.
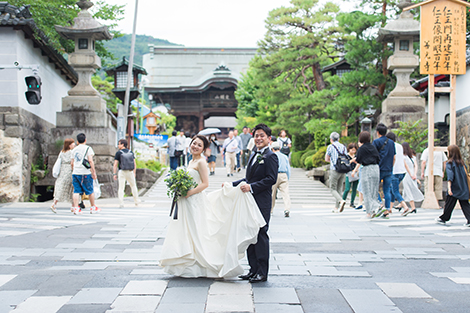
left=48, top=0, right=117, bottom=198
left=377, top=0, right=426, bottom=128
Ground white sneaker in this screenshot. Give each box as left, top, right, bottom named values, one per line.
left=73, top=207, right=82, bottom=215
left=50, top=204, right=57, bottom=214
left=90, top=206, right=101, bottom=214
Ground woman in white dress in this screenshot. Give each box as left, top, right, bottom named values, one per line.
left=401, top=142, right=424, bottom=216
left=159, top=135, right=266, bottom=278
left=50, top=138, right=76, bottom=213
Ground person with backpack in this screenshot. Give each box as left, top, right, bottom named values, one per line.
left=325, top=132, right=348, bottom=213
left=277, top=130, right=292, bottom=156
left=113, top=139, right=140, bottom=207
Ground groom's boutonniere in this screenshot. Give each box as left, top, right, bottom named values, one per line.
left=256, top=153, right=265, bottom=164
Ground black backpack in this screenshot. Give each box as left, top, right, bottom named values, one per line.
left=120, top=150, right=135, bottom=170
left=332, top=144, right=351, bottom=173
left=279, top=138, right=290, bottom=155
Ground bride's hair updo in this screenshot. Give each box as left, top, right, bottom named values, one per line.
left=191, top=135, right=209, bottom=151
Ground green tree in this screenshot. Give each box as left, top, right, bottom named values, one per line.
left=91, top=75, right=121, bottom=113
left=8, top=0, right=125, bottom=60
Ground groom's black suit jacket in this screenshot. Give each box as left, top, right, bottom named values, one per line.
left=233, top=147, right=278, bottom=222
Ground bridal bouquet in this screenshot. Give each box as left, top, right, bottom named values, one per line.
left=165, top=169, right=198, bottom=219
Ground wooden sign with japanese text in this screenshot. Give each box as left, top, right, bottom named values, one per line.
left=420, top=0, right=466, bottom=74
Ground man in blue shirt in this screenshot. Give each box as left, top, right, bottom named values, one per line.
left=271, top=142, right=291, bottom=217
left=373, top=123, right=396, bottom=218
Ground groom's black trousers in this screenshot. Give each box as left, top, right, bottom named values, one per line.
left=247, top=208, right=271, bottom=277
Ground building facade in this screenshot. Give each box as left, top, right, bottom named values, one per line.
left=143, top=46, right=256, bottom=135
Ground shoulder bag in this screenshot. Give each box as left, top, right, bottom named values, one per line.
left=82, top=147, right=91, bottom=169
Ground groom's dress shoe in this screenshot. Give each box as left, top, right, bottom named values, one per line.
left=238, top=272, right=255, bottom=280
left=249, top=274, right=267, bottom=283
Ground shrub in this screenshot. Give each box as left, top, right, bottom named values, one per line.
left=290, top=150, right=305, bottom=168
left=136, top=159, right=164, bottom=173
left=301, top=150, right=317, bottom=169
left=311, top=146, right=328, bottom=168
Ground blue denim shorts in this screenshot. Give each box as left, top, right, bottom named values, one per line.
left=72, top=174, right=94, bottom=195
left=207, top=155, right=217, bottom=163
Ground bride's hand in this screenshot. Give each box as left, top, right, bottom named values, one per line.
left=185, top=190, right=194, bottom=198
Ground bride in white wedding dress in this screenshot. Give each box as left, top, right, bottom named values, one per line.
left=159, top=135, right=266, bottom=278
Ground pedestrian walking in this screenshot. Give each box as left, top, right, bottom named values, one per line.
left=401, top=142, right=423, bottom=216
left=325, top=132, right=348, bottom=212
left=222, top=130, right=238, bottom=177
left=271, top=142, right=291, bottom=217
left=352, top=131, right=380, bottom=218
left=208, top=134, right=219, bottom=175
left=175, top=130, right=186, bottom=167
left=50, top=138, right=76, bottom=213
left=113, top=139, right=140, bottom=207
left=342, top=143, right=359, bottom=208
left=386, top=132, right=409, bottom=212
left=184, top=132, right=192, bottom=165
left=436, top=145, right=470, bottom=226
left=373, top=123, right=396, bottom=219
left=167, top=130, right=177, bottom=171
left=234, top=129, right=242, bottom=172
left=240, top=126, right=252, bottom=169
left=71, top=133, right=100, bottom=214
left=277, top=130, right=292, bottom=156
left=421, top=146, right=447, bottom=207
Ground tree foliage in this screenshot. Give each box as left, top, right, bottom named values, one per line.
left=8, top=0, right=125, bottom=60
left=91, top=75, right=121, bottom=113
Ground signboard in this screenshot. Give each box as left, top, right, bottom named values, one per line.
left=134, top=134, right=168, bottom=147
left=420, top=0, right=466, bottom=74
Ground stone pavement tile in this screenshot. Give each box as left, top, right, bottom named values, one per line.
left=276, top=265, right=310, bottom=275
left=0, top=290, right=36, bottom=313
left=68, top=288, right=122, bottom=304
left=120, top=280, right=167, bottom=295
left=254, top=303, right=303, bottom=313
left=34, top=274, right=93, bottom=296
left=340, top=289, right=402, bottom=313
left=0, top=274, right=50, bottom=290
left=0, top=275, right=16, bottom=287
left=385, top=239, right=435, bottom=246
left=206, top=294, right=253, bottom=313
left=107, top=295, right=161, bottom=312
left=155, top=302, right=205, bottom=313
left=451, top=267, right=470, bottom=272
left=160, top=287, right=208, bottom=304
left=296, top=288, right=353, bottom=313
left=305, top=261, right=362, bottom=267
left=130, top=268, right=165, bottom=275
left=448, top=277, right=470, bottom=284
left=56, top=304, right=111, bottom=313
left=376, top=283, right=432, bottom=298
left=12, top=296, right=72, bottom=313
left=209, top=281, right=251, bottom=295
left=404, top=254, right=458, bottom=259
left=253, top=287, right=300, bottom=304
left=307, top=267, right=371, bottom=277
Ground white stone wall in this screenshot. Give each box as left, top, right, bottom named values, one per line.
left=456, top=68, right=470, bottom=112
left=0, top=129, right=23, bottom=202
left=0, top=28, right=72, bottom=125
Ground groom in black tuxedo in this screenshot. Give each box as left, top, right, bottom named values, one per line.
left=233, top=123, right=278, bottom=283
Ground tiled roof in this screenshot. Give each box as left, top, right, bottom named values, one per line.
left=0, top=2, right=77, bottom=84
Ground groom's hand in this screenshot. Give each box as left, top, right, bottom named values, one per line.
left=240, top=184, right=251, bottom=193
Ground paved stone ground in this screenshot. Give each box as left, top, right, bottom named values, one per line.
left=0, top=167, right=470, bottom=312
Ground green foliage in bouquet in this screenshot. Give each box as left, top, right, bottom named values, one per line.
left=165, top=169, right=198, bottom=201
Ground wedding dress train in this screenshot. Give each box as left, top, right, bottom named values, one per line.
left=159, top=169, right=266, bottom=278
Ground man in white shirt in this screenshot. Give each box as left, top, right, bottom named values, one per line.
left=223, top=130, right=238, bottom=177
left=386, top=133, right=407, bottom=209
left=421, top=147, right=447, bottom=204
left=71, top=133, right=100, bottom=215
left=175, top=130, right=186, bottom=167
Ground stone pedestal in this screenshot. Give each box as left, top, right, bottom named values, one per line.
left=379, top=97, right=426, bottom=128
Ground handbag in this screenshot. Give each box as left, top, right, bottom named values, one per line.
left=93, top=179, right=101, bottom=199
left=463, top=165, right=470, bottom=195
left=52, top=152, right=62, bottom=178
left=82, top=147, right=91, bottom=169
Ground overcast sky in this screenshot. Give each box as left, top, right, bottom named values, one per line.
left=104, top=0, right=351, bottom=48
